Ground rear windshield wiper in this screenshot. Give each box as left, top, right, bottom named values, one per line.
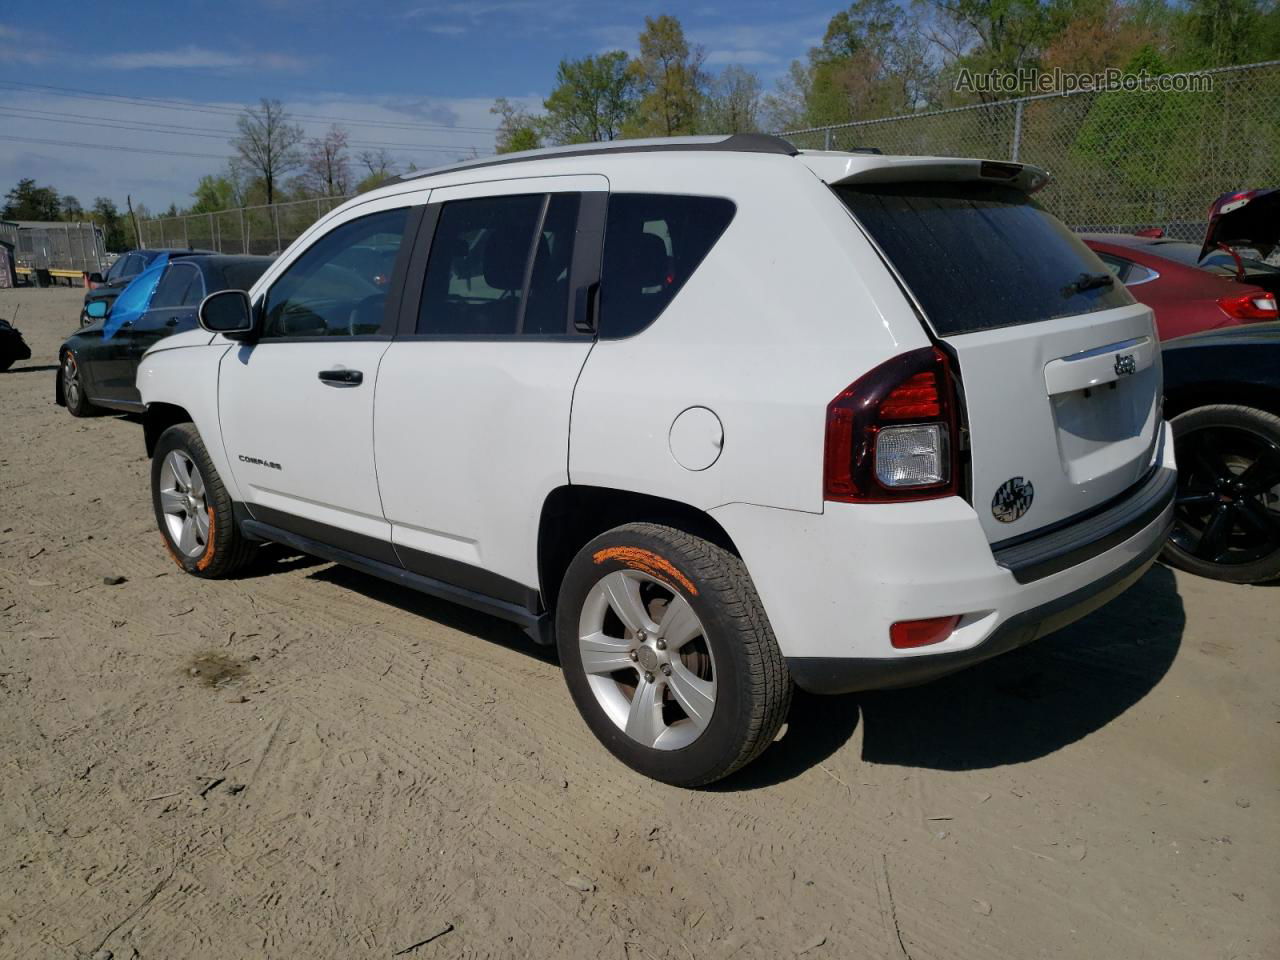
left=1062, top=271, right=1115, bottom=297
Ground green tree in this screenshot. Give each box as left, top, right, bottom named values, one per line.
left=190, top=174, right=239, bottom=214
left=542, top=51, right=637, bottom=143
left=490, top=97, right=543, bottom=153
left=2, top=178, right=61, bottom=220
left=1172, top=0, right=1278, bottom=66
left=89, top=197, right=128, bottom=251
left=625, top=15, right=707, bottom=136
left=60, top=195, right=84, bottom=220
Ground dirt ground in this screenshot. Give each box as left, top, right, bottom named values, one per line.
left=1, top=286, right=1276, bottom=960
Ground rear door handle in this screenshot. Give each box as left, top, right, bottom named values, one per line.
left=318, top=368, right=363, bottom=386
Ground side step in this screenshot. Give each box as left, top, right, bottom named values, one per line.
left=239, top=518, right=554, bottom=646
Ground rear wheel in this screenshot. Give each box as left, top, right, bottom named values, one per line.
left=556, top=523, right=791, bottom=787
left=1161, top=404, right=1280, bottom=584
left=61, top=351, right=97, bottom=417
left=151, top=423, right=256, bottom=578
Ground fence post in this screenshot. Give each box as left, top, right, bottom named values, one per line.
left=159, top=219, right=166, bottom=247
left=823, top=127, right=833, bottom=150
left=209, top=213, right=217, bottom=253
left=273, top=204, right=282, bottom=253
left=239, top=208, right=246, bottom=255
left=1011, top=99, right=1024, bottom=162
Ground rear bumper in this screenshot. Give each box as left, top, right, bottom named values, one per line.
left=785, top=516, right=1168, bottom=693
left=709, top=421, right=1177, bottom=692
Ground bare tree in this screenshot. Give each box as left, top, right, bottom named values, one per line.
left=357, top=148, right=396, bottom=179
left=703, top=65, right=762, bottom=133
left=231, top=98, right=305, bottom=206
left=302, top=125, right=352, bottom=197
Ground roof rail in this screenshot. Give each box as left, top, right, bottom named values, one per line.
left=395, top=133, right=799, bottom=183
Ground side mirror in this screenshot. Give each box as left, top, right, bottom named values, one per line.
left=88, top=272, right=104, bottom=284
left=86, top=300, right=109, bottom=319
left=198, top=289, right=257, bottom=340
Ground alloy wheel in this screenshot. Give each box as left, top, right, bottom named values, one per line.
left=577, top=569, right=716, bottom=751
left=158, top=450, right=211, bottom=558
left=1170, top=425, right=1280, bottom=565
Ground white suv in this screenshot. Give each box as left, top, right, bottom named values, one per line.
left=137, top=135, right=1176, bottom=786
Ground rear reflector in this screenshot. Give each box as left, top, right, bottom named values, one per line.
left=1218, top=292, right=1278, bottom=321
left=890, top=615, right=962, bottom=649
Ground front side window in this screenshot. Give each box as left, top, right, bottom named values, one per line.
left=418, top=193, right=583, bottom=337
left=105, top=257, right=128, bottom=282
left=262, top=208, right=408, bottom=339
left=598, top=194, right=736, bottom=338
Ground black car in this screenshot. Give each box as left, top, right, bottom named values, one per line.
left=58, top=255, right=272, bottom=414
left=1162, top=322, right=1280, bottom=583
left=81, top=248, right=216, bottom=326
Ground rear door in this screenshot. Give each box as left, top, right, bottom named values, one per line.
left=373, top=175, right=606, bottom=600
left=836, top=174, right=1162, bottom=543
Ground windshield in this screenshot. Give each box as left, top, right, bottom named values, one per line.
left=220, top=260, right=272, bottom=292
left=837, top=181, right=1133, bottom=336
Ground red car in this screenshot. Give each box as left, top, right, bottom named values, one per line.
left=1081, top=188, right=1280, bottom=340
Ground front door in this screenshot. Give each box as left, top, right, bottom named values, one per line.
left=218, top=205, right=416, bottom=562
left=374, top=176, right=607, bottom=603
left=118, top=261, right=205, bottom=404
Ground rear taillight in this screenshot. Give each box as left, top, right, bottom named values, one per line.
left=1218, top=292, right=1278, bottom=321
left=823, top=346, right=959, bottom=503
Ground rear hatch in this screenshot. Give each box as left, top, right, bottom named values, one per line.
left=1198, top=188, right=1280, bottom=295
left=827, top=159, right=1162, bottom=544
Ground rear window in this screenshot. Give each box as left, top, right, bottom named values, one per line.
left=837, top=182, right=1133, bottom=336
left=599, top=194, right=735, bottom=338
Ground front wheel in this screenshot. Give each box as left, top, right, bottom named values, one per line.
left=556, top=523, right=791, bottom=787
left=151, top=423, right=256, bottom=578
left=61, top=351, right=97, bottom=417
left=1161, top=404, right=1280, bottom=584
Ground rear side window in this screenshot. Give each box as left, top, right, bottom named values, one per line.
left=837, top=182, right=1133, bottom=336
left=417, top=193, right=580, bottom=337
left=150, top=263, right=199, bottom=309
left=599, top=194, right=736, bottom=338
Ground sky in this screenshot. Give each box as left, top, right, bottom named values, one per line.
left=0, top=1, right=839, bottom=212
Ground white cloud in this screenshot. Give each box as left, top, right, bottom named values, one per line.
left=705, top=49, right=777, bottom=66
left=102, top=46, right=307, bottom=71
left=0, top=22, right=52, bottom=64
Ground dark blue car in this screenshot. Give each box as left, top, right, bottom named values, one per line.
left=59, top=254, right=273, bottom=414
left=80, top=248, right=216, bottom=327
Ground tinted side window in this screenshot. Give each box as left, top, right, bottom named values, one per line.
left=524, top=193, right=580, bottom=335
left=598, top=194, right=736, bottom=338
left=105, top=257, right=127, bottom=282
left=151, top=263, right=198, bottom=309
left=121, top=254, right=145, bottom=279
left=181, top=268, right=206, bottom=305
left=262, top=208, right=407, bottom=339
left=417, top=195, right=544, bottom=336
left=219, top=260, right=272, bottom=294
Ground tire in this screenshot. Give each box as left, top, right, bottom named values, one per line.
left=61, top=350, right=97, bottom=417
left=1160, top=403, right=1280, bottom=584
left=151, top=423, right=256, bottom=578
left=556, top=522, right=791, bottom=787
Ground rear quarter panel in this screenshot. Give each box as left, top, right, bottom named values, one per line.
left=569, top=154, right=930, bottom=514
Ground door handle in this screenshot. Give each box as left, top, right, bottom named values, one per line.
left=318, top=368, right=363, bottom=386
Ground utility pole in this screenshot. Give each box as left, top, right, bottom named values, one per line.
left=127, top=195, right=143, bottom=250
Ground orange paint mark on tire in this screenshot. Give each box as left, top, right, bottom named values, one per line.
left=592, top=546, right=698, bottom=596
left=195, top=508, right=218, bottom=571
left=161, top=533, right=184, bottom=569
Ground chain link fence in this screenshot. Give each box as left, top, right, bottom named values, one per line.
left=137, top=194, right=352, bottom=255
left=782, top=60, right=1280, bottom=240
left=137, top=60, right=1278, bottom=252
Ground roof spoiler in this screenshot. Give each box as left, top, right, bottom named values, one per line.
left=800, top=155, right=1051, bottom=194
